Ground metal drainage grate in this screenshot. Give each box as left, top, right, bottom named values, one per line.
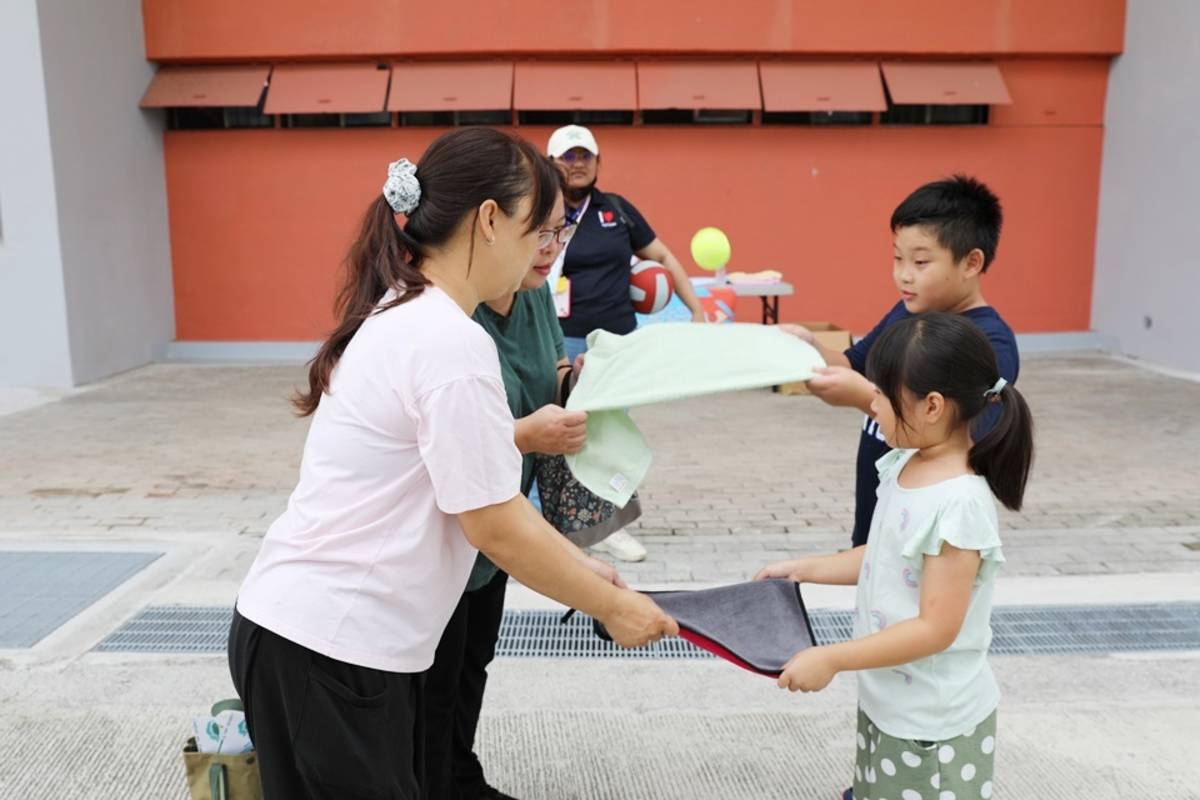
left=94, top=605, right=232, bottom=653
left=0, top=551, right=163, bottom=648
left=985, top=603, right=1200, bottom=655
left=96, top=602, right=1200, bottom=657
left=498, top=609, right=868, bottom=660
left=499, top=610, right=700, bottom=660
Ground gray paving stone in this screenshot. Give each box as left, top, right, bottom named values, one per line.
left=0, top=356, right=1198, bottom=583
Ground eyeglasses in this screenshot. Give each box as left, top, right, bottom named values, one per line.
left=537, top=222, right=577, bottom=249
left=558, top=150, right=595, bottom=164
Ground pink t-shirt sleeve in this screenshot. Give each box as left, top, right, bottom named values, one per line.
left=414, top=375, right=522, bottom=515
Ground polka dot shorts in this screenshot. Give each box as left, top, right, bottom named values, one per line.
left=853, top=708, right=997, bottom=800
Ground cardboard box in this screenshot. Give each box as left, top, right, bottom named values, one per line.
left=778, top=322, right=853, bottom=396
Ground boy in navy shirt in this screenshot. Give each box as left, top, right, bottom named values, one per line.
left=783, top=175, right=1019, bottom=547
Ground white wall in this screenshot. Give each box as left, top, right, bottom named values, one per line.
left=0, top=0, right=172, bottom=388
left=1092, top=0, right=1200, bottom=374
left=0, top=0, right=74, bottom=387
left=37, top=0, right=174, bottom=385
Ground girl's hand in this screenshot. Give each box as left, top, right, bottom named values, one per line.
left=754, top=559, right=807, bottom=582
left=777, top=647, right=839, bottom=693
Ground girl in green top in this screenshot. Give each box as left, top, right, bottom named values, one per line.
left=757, top=312, right=1034, bottom=800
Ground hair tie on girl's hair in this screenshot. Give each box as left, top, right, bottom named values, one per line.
left=382, top=158, right=421, bottom=215
left=983, top=377, right=1007, bottom=401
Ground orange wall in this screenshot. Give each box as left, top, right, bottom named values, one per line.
left=143, top=0, right=1124, bottom=61
left=167, top=122, right=1102, bottom=341
left=991, top=58, right=1111, bottom=127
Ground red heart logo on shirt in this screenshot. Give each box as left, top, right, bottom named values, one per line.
left=602, top=211, right=614, bottom=223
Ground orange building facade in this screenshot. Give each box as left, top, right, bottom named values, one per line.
left=141, top=0, right=1126, bottom=341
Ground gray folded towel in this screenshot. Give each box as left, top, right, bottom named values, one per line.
left=593, top=579, right=817, bottom=676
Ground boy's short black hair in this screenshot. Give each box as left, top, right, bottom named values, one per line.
left=890, top=175, right=1003, bottom=271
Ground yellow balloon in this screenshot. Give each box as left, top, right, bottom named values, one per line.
left=690, top=227, right=731, bottom=272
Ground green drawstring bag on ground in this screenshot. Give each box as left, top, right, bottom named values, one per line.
left=182, top=699, right=262, bottom=800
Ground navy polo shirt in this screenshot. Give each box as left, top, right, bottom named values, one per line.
left=845, top=302, right=1020, bottom=547
left=559, top=188, right=657, bottom=339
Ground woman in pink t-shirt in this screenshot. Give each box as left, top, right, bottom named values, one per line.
left=228, top=129, right=677, bottom=800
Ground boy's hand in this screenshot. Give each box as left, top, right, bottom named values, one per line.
left=778, top=324, right=815, bottom=345
left=753, top=559, right=807, bottom=582
left=806, top=366, right=873, bottom=411
left=777, top=646, right=839, bottom=693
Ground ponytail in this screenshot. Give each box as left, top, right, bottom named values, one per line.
left=968, top=383, right=1034, bottom=511
left=291, top=128, right=560, bottom=417
left=292, top=196, right=428, bottom=416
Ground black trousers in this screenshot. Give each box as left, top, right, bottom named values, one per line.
left=422, top=570, right=509, bottom=800
left=228, top=607, right=425, bottom=800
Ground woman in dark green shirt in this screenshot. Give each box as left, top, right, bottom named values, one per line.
left=423, top=184, right=602, bottom=800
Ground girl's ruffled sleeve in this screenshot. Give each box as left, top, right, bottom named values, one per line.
left=901, top=492, right=1006, bottom=583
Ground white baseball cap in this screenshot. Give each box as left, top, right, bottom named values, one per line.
left=547, top=125, right=599, bottom=158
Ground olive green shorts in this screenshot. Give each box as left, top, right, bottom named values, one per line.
left=853, top=707, right=997, bottom=800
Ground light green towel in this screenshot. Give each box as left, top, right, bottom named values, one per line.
left=565, top=323, right=825, bottom=506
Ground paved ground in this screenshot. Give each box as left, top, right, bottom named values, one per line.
left=0, top=653, right=1197, bottom=798
left=3, top=355, right=1198, bottom=581
left=1, top=354, right=1198, bottom=798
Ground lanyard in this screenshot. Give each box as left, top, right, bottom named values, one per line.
left=550, top=194, right=591, bottom=290
left=565, top=194, right=591, bottom=226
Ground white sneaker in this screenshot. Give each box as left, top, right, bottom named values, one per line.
left=592, top=529, right=647, bottom=562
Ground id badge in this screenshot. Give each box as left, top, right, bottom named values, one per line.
left=554, top=276, right=571, bottom=318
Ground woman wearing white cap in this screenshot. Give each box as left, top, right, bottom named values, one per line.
left=545, top=124, right=706, bottom=562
